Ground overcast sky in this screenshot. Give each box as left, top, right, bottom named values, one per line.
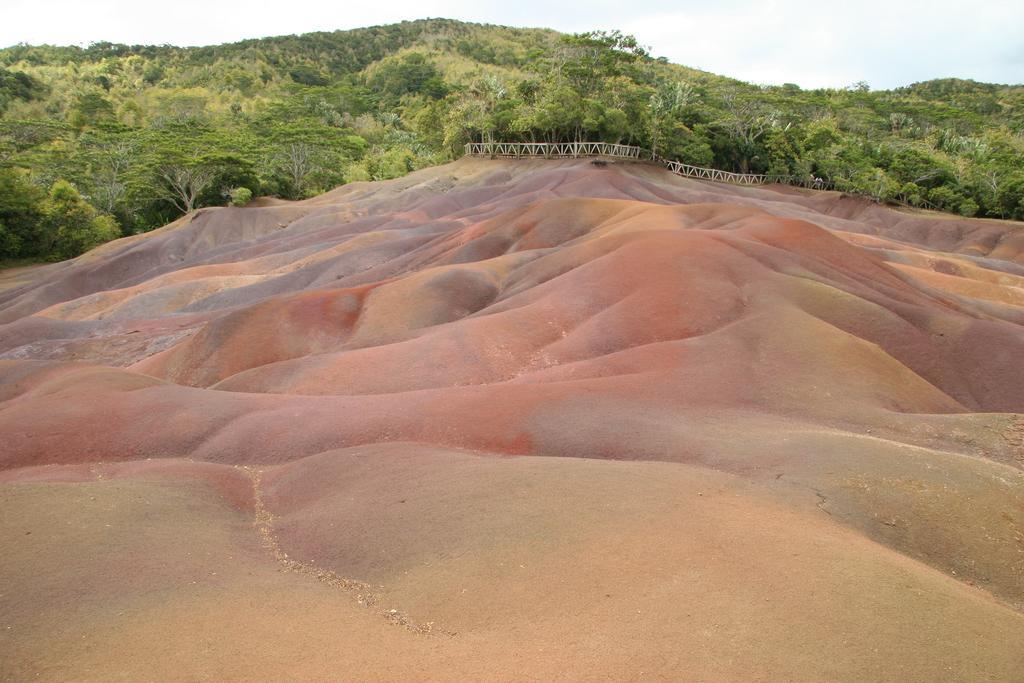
left=4, top=0, right=1022, bottom=89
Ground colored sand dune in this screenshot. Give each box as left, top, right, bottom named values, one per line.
left=2, top=158, right=1023, bottom=680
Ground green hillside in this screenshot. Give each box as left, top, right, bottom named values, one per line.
left=1, top=18, right=1022, bottom=261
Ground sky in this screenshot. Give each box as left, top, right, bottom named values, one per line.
left=3, top=0, right=1022, bottom=89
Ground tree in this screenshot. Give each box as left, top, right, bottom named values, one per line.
left=289, top=65, right=329, bottom=86
left=714, top=91, right=785, bottom=173
left=850, top=167, right=899, bottom=203
left=0, top=120, right=70, bottom=161
left=368, top=53, right=447, bottom=101
left=555, top=31, right=648, bottom=95
left=763, top=125, right=808, bottom=179
left=158, top=164, right=215, bottom=214
left=889, top=112, right=912, bottom=135
left=0, top=168, right=45, bottom=259
left=888, top=146, right=952, bottom=188
left=995, top=173, right=1024, bottom=221
left=0, top=19, right=1021, bottom=224
left=42, top=180, right=120, bottom=260
left=87, top=139, right=137, bottom=214
left=68, top=92, right=116, bottom=129
left=275, top=142, right=320, bottom=198
left=454, top=75, right=509, bottom=144
left=0, top=67, right=45, bottom=114
left=648, top=81, right=696, bottom=157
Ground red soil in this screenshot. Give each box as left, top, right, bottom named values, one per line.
left=1, top=158, right=1023, bottom=680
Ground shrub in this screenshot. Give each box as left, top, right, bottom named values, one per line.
left=927, top=185, right=963, bottom=212
left=958, top=198, right=979, bottom=217
left=228, top=186, right=253, bottom=206
left=43, top=180, right=120, bottom=260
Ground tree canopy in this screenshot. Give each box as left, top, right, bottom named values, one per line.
left=1, top=18, right=1022, bottom=262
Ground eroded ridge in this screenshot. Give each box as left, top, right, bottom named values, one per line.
left=243, top=465, right=456, bottom=637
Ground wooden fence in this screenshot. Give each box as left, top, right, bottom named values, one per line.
left=463, top=141, right=827, bottom=188
left=658, top=158, right=771, bottom=186
left=464, top=142, right=944, bottom=210
left=465, top=141, right=648, bottom=161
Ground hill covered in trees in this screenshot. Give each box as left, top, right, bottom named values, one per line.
left=1, top=18, right=1022, bottom=262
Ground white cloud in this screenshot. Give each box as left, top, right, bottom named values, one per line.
left=619, top=0, right=1024, bottom=88
left=2, top=0, right=1021, bottom=88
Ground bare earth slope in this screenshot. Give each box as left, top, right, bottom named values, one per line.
left=2, top=158, right=1023, bottom=681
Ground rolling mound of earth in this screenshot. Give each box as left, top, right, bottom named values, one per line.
left=2, top=156, right=1023, bottom=680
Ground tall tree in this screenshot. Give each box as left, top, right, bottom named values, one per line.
left=159, top=164, right=215, bottom=214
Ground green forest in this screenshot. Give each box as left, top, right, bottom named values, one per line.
left=1, top=18, right=1022, bottom=262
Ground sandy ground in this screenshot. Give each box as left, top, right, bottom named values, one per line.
left=1, top=158, right=1023, bottom=680
left=0, top=263, right=47, bottom=294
